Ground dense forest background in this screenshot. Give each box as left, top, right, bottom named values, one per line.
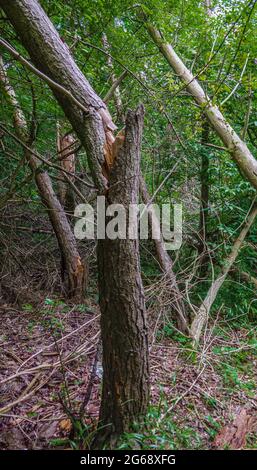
left=0, top=0, right=256, bottom=450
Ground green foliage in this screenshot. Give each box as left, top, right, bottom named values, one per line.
left=118, top=404, right=203, bottom=450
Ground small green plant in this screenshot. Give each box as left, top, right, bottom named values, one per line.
left=50, top=438, right=69, bottom=448
left=203, top=415, right=221, bottom=440
left=203, top=394, right=218, bottom=410
left=22, top=303, right=33, bottom=312
left=117, top=403, right=203, bottom=450
left=161, top=322, right=190, bottom=345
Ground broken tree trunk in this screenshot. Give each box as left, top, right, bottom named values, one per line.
left=56, top=125, right=76, bottom=215
left=0, top=55, right=87, bottom=301
left=191, top=202, right=257, bottom=344
left=95, top=105, right=149, bottom=448
left=101, top=34, right=188, bottom=333
left=144, top=22, right=257, bottom=191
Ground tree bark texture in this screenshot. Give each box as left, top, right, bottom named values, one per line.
left=1, top=2, right=150, bottom=444
left=96, top=105, right=149, bottom=447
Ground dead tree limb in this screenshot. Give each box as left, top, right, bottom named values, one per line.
left=191, top=202, right=257, bottom=344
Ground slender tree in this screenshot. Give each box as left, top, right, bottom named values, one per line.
left=0, top=55, right=87, bottom=300
left=198, top=121, right=210, bottom=274
left=191, top=201, right=257, bottom=344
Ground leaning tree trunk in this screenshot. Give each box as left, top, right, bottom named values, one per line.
left=0, top=55, right=87, bottom=301
left=144, top=21, right=257, bottom=191
left=1, top=2, right=187, bottom=333
left=0, top=0, right=116, bottom=194
left=139, top=175, right=189, bottom=333
left=34, top=170, right=87, bottom=300
left=191, top=202, right=257, bottom=344
left=95, top=105, right=149, bottom=448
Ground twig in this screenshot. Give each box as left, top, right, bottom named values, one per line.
left=157, top=366, right=206, bottom=424
left=0, top=38, right=97, bottom=115
left=0, top=370, right=56, bottom=414
left=3, top=315, right=99, bottom=377
left=79, top=340, right=101, bottom=419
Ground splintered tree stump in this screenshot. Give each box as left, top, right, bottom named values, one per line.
left=213, top=408, right=254, bottom=449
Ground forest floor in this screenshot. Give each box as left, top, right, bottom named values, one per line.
left=0, top=298, right=256, bottom=450
left=0, top=207, right=256, bottom=450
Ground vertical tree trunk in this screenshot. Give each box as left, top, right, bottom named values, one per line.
left=101, top=33, right=188, bottom=332
left=191, top=202, right=257, bottom=344
left=95, top=105, right=149, bottom=447
left=0, top=55, right=87, bottom=301
left=57, top=127, right=76, bottom=215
